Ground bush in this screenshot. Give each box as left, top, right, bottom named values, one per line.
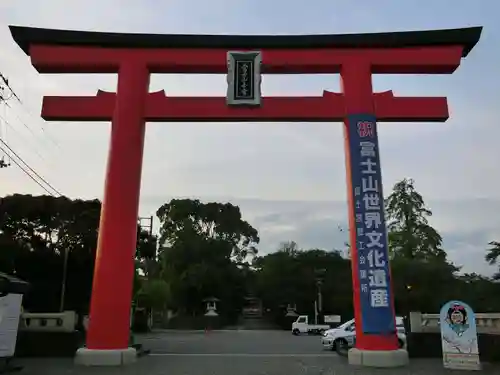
left=15, top=331, right=84, bottom=358
left=132, top=309, right=150, bottom=333
left=273, top=315, right=297, bottom=330
left=407, top=332, right=500, bottom=362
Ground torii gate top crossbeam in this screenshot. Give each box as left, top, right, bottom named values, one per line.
left=10, top=26, right=482, bottom=75
left=8, top=26, right=482, bottom=123
left=10, top=25, right=481, bottom=56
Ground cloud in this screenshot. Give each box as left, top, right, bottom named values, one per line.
left=140, top=195, right=499, bottom=276
left=0, top=0, right=498, bottom=276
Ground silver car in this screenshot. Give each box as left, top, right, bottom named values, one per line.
left=321, top=318, right=407, bottom=353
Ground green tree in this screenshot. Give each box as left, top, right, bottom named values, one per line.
left=136, top=279, right=171, bottom=311
left=456, top=273, right=500, bottom=311
left=385, top=178, right=446, bottom=261
left=0, top=194, right=157, bottom=313
left=157, top=199, right=259, bottom=261
left=391, top=256, right=459, bottom=314
left=0, top=194, right=100, bottom=312
left=277, top=241, right=300, bottom=256
left=485, top=241, right=500, bottom=279
left=135, top=229, right=159, bottom=278
left=156, top=199, right=258, bottom=318
left=254, top=244, right=352, bottom=322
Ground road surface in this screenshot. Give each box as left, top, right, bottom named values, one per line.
left=14, top=330, right=499, bottom=374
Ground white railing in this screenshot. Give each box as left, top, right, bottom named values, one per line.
left=19, top=311, right=77, bottom=333
left=410, top=311, right=500, bottom=334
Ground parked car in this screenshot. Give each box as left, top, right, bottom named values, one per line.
left=292, top=315, right=331, bottom=335
left=321, top=317, right=407, bottom=354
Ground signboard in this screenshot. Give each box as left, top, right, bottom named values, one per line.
left=347, top=114, right=395, bottom=334
left=440, top=300, right=481, bottom=370
left=324, top=315, right=341, bottom=323
left=0, top=293, right=24, bottom=357
left=226, top=51, right=262, bottom=106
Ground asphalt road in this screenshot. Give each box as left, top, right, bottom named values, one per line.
left=142, top=329, right=324, bottom=354
left=14, top=330, right=500, bottom=375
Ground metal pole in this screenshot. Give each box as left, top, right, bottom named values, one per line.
left=316, top=279, right=323, bottom=324
left=318, top=282, right=323, bottom=313
left=314, top=300, right=318, bottom=325
left=59, top=248, right=69, bottom=312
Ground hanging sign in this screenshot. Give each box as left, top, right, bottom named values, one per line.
left=226, top=51, right=262, bottom=106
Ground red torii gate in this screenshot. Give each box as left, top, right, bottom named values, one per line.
left=10, top=25, right=481, bottom=367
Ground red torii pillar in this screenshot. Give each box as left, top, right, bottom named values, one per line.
left=10, top=25, right=481, bottom=367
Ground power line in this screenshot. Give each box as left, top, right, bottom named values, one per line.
left=0, top=143, right=57, bottom=196
left=0, top=137, right=61, bottom=196
left=0, top=73, right=21, bottom=103
left=4, top=101, right=62, bottom=150
left=0, top=138, right=62, bottom=196
left=0, top=112, right=47, bottom=162
left=1, top=71, right=61, bottom=150
left=0, top=73, right=64, bottom=197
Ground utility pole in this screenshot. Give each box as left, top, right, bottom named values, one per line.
left=136, top=215, right=156, bottom=330
left=137, top=215, right=156, bottom=277
left=59, top=247, right=70, bottom=312
left=138, top=216, right=153, bottom=235
left=315, top=268, right=326, bottom=324
left=0, top=80, right=11, bottom=169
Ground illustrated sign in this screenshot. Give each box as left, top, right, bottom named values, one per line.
left=226, top=51, right=262, bottom=106
left=347, top=114, right=395, bottom=334
left=440, top=300, right=481, bottom=370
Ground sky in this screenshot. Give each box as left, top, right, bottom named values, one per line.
left=0, top=0, right=498, bottom=275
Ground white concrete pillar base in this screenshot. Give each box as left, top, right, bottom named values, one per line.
left=74, top=347, right=137, bottom=366
left=348, top=348, right=409, bottom=368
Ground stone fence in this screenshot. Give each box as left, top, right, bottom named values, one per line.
left=410, top=311, right=500, bottom=334
left=19, top=311, right=77, bottom=333
left=20, top=310, right=500, bottom=335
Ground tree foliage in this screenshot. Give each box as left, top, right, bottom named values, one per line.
left=155, top=199, right=258, bottom=317
left=1, top=181, right=500, bottom=327
left=485, top=241, right=500, bottom=280
left=136, top=279, right=170, bottom=311
left=0, top=194, right=156, bottom=313
left=385, top=178, right=447, bottom=261
left=254, top=245, right=353, bottom=319
left=157, top=199, right=259, bottom=261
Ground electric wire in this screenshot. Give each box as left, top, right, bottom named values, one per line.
left=0, top=111, right=47, bottom=162
left=0, top=143, right=57, bottom=196
left=1, top=71, right=61, bottom=150
left=0, top=71, right=64, bottom=196
left=4, top=101, right=61, bottom=150
left=0, top=137, right=62, bottom=196
left=0, top=73, right=21, bottom=103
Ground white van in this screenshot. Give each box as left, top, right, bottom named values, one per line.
left=291, top=315, right=331, bottom=335
left=321, top=316, right=406, bottom=351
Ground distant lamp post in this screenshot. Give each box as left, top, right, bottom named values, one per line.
left=404, top=284, right=413, bottom=332
left=406, top=284, right=412, bottom=307
left=315, top=268, right=326, bottom=324
left=59, top=248, right=70, bottom=312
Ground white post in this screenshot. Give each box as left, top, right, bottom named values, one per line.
left=409, top=311, right=422, bottom=333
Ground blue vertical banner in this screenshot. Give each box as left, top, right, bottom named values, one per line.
left=347, top=114, right=395, bottom=335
